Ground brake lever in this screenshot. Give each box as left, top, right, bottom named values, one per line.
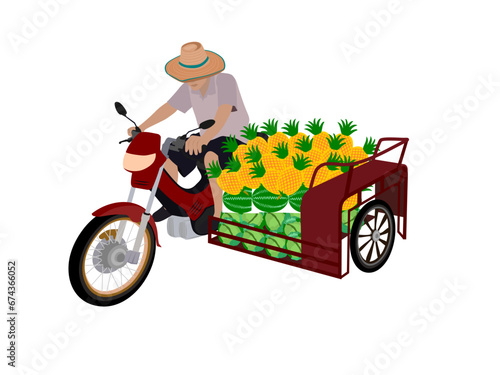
left=118, top=129, right=141, bottom=145
left=119, top=137, right=132, bottom=144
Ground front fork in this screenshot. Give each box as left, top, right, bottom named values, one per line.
left=116, top=166, right=163, bottom=264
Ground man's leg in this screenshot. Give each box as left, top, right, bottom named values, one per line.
left=164, top=159, right=178, bottom=182
left=204, top=151, right=223, bottom=218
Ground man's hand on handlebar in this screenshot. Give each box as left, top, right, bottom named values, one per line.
left=127, top=126, right=141, bottom=136
left=185, top=134, right=209, bottom=155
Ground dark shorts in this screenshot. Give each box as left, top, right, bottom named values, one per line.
left=167, top=135, right=245, bottom=178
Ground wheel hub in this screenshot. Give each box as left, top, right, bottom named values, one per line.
left=372, top=230, right=381, bottom=242
left=92, top=235, right=128, bottom=273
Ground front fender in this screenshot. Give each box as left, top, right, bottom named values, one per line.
left=92, top=202, right=161, bottom=247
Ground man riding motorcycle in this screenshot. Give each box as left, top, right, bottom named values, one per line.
left=127, top=42, right=249, bottom=232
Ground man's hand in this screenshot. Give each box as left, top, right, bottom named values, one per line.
left=127, top=126, right=140, bottom=136
left=185, top=135, right=209, bottom=155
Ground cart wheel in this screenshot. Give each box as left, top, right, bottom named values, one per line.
left=350, top=200, right=395, bottom=273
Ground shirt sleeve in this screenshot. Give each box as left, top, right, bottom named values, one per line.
left=217, top=74, right=238, bottom=108
left=167, top=83, right=192, bottom=113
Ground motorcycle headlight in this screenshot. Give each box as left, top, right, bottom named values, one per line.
left=123, top=153, right=156, bottom=172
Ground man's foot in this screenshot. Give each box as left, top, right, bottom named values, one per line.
left=152, top=207, right=170, bottom=222
left=211, top=218, right=220, bottom=232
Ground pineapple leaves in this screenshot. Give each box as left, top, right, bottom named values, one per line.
left=272, top=141, right=289, bottom=159
left=338, top=119, right=358, bottom=136
left=244, top=145, right=262, bottom=163
left=292, top=153, right=313, bottom=171
left=283, top=119, right=300, bottom=137
left=363, top=137, right=377, bottom=155
left=305, top=118, right=325, bottom=135
left=221, top=135, right=239, bottom=153
left=327, top=134, right=346, bottom=150
left=249, top=161, right=266, bottom=179
left=295, top=135, right=313, bottom=152
left=206, top=160, right=222, bottom=179
left=241, top=123, right=259, bottom=141
left=225, top=155, right=241, bottom=172
left=262, top=119, right=279, bottom=136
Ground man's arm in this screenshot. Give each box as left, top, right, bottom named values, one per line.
left=185, top=104, right=233, bottom=155
left=127, top=102, right=177, bottom=136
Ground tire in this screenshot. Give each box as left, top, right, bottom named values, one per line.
left=69, top=215, right=156, bottom=306
left=350, top=200, right=395, bottom=273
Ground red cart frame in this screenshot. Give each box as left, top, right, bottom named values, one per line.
left=208, top=137, right=409, bottom=279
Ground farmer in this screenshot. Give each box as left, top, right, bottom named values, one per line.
left=127, top=41, right=248, bottom=222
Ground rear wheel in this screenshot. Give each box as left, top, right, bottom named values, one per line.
left=68, top=215, right=155, bottom=306
left=350, top=200, right=395, bottom=273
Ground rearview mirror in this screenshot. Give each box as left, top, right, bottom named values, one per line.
left=199, top=119, right=215, bottom=129
left=115, top=102, right=127, bottom=116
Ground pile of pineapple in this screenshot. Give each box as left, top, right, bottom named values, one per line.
left=206, top=118, right=376, bottom=212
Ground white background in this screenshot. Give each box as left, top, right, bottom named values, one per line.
left=1, top=0, right=499, bottom=374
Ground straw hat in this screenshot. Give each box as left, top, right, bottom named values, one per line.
left=165, top=42, right=225, bottom=82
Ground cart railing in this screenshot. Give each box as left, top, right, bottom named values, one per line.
left=208, top=216, right=344, bottom=267
left=309, top=137, right=409, bottom=194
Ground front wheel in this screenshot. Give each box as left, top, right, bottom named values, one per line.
left=69, top=215, right=156, bottom=306
left=350, top=200, right=395, bottom=273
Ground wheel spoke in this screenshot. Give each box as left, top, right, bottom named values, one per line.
left=118, top=268, right=129, bottom=282
left=374, top=209, right=378, bottom=229
left=380, top=238, right=388, bottom=246
left=358, top=233, right=372, bottom=237
left=91, top=272, right=103, bottom=286
left=109, top=271, right=119, bottom=289
left=106, top=271, right=112, bottom=291
left=366, top=242, right=374, bottom=262
left=365, top=220, right=374, bottom=233
left=375, top=242, right=381, bottom=259
left=378, top=215, right=388, bottom=230
left=124, top=264, right=136, bottom=276
left=380, top=228, right=389, bottom=235
left=359, top=238, right=372, bottom=252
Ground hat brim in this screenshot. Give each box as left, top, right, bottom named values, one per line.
left=165, top=50, right=225, bottom=82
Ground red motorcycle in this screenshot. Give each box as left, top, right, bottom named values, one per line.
left=69, top=102, right=214, bottom=306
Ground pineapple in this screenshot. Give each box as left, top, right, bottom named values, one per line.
left=243, top=145, right=262, bottom=164
left=342, top=195, right=358, bottom=210
left=277, top=154, right=313, bottom=195
left=283, top=120, right=306, bottom=157
left=337, top=154, right=357, bottom=173
left=261, top=152, right=282, bottom=172
left=321, top=133, right=347, bottom=163
left=241, top=123, right=269, bottom=154
left=305, top=118, right=329, bottom=153
left=238, top=163, right=262, bottom=189
left=295, top=135, right=324, bottom=166
left=337, top=119, right=358, bottom=155
left=206, top=159, right=243, bottom=195
left=221, top=135, right=248, bottom=163
left=262, top=119, right=288, bottom=151
left=250, top=161, right=282, bottom=195
left=350, top=137, right=377, bottom=165
left=271, top=141, right=293, bottom=170
left=310, top=154, right=343, bottom=188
